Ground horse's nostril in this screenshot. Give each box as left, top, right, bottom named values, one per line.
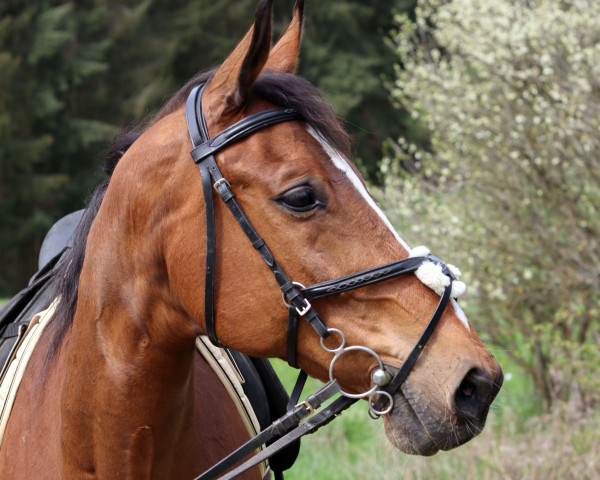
left=461, top=381, right=475, bottom=397
left=453, top=368, right=493, bottom=421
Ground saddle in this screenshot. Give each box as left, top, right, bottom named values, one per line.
left=0, top=211, right=300, bottom=478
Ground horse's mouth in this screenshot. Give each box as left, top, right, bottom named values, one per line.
left=380, top=367, right=494, bottom=455
left=382, top=389, right=441, bottom=456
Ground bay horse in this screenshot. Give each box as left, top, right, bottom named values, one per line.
left=0, top=1, right=502, bottom=478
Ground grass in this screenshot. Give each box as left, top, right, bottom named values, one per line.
left=272, top=352, right=600, bottom=480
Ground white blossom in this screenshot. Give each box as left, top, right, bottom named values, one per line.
left=376, top=0, right=600, bottom=406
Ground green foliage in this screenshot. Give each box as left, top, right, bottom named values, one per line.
left=297, top=1, right=419, bottom=181
left=381, top=0, right=600, bottom=409
left=103, top=0, right=420, bottom=180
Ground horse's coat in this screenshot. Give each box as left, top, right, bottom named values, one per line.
left=306, top=126, right=412, bottom=251
left=307, top=127, right=470, bottom=329
left=0, top=1, right=502, bottom=478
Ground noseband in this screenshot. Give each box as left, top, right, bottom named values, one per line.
left=186, top=84, right=458, bottom=479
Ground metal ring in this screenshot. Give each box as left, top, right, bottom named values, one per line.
left=281, top=282, right=307, bottom=308
left=319, top=327, right=345, bottom=353
left=328, top=345, right=384, bottom=399
left=368, top=406, right=381, bottom=420
left=368, top=390, right=394, bottom=417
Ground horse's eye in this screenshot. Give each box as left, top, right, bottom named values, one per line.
left=278, top=186, right=324, bottom=213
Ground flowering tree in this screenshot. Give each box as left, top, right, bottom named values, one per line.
left=381, top=0, right=600, bottom=409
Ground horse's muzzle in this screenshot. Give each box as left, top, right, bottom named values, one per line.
left=383, top=361, right=503, bottom=455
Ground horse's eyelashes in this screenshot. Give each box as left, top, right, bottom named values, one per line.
left=278, top=185, right=325, bottom=213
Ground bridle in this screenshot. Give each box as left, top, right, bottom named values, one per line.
left=186, top=83, right=458, bottom=479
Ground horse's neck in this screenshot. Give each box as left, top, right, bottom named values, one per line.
left=60, top=273, right=202, bottom=478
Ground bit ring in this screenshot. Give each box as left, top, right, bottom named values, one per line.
left=368, top=390, right=394, bottom=418
left=328, top=344, right=385, bottom=399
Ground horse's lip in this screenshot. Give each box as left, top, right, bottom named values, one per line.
left=384, top=363, right=491, bottom=452
left=381, top=365, right=442, bottom=455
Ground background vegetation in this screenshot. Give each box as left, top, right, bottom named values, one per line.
left=272, top=355, right=599, bottom=480
left=379, top=0, right=599, bottom=413
left=1, top=0, right=598, bottom=477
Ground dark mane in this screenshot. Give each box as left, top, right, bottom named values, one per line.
left=45, top=70, right=351, bottom=368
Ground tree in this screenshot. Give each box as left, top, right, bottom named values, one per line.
left=0, top=1, right=116, bottom=293
left=380, top=0, right=600, bottom=409
left=296, top=1, right=420, bottom=181
left=101, top=0, right=420, bottom=181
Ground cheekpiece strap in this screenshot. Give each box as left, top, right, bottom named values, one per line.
left=185, top=84, right=327, bottom=351
left=372, top=282, right=452, bottom=413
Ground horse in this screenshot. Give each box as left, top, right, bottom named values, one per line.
left=0, top=0, right=502, bottom=478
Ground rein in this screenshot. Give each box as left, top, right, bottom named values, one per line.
left=185, top=84, right=457, bottom=479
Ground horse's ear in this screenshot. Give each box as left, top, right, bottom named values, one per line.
left=265, top=0, right=304, bottom=73
left=202, top=0, right=273, bottom=122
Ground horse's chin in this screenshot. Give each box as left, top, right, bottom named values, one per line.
left=382, top=392, right=440, bottom=456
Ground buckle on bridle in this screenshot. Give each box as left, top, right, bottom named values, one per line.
left=294, top=400, right=315, bottom=415
left=295, top=298, right=312, bottom=316
left=213, top=178, right=230, bottom=191
left=282, top=282, right=312, bottom=316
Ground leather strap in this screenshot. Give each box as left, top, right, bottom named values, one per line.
left=199, top=159, right=220, bottom=346
left=301, top=256, right=426, bottom=301
left=193, top=380, right=342, bottom=480
left=190, top=109, right=300, bottom=164
left=372, top=283, right=452, bottom=413
left=186, top=85, right=330, bottom=350
left=215, top=394, right=356, bottom=480
left=286, top=370, right=308, bottom=412
left=286, top=307, right=299, bottom=368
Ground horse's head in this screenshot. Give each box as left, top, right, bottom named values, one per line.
left=113, top=0, right=502, bottom=456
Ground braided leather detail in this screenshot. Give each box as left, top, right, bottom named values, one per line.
left=302, top=257, right=425, bottom=301
left=319, top=267, right=394, bottom=294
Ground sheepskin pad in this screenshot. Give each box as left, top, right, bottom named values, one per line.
left=409, top=246, right=466, bottom=298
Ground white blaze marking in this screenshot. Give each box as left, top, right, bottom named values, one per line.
left=307, top=126, right=471, bottom=331
left=451, top=300, right=470, bottom=330
left=306, top=126, right=411, bottom=251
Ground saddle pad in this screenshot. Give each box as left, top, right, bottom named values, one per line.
left=0, top=304, right=269, bottom=478
left=0, top=300, right=56, bottom=444
left=195, top=337, right=269, bottom=479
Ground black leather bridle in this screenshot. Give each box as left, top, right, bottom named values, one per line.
left=186, top=83, right=457, bottom=479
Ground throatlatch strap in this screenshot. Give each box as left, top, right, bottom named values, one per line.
left=198, top=160, right=220, bottom=346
